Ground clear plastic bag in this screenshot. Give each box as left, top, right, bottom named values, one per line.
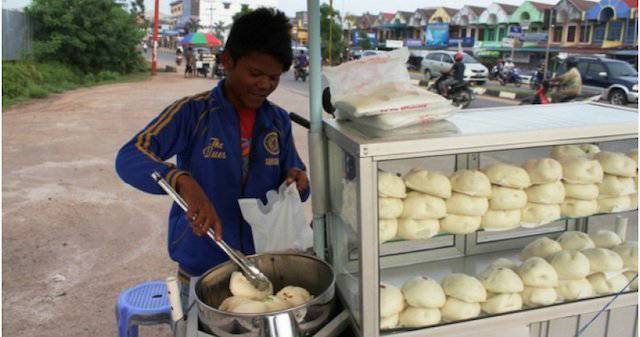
left=323, top=47, right=457, bottom=127
left=238, top=182, right=313, bottom=253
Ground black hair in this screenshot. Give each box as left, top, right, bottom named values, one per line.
left=224, top=8, right=293, bottom=71
left=565, top=57, right=578, bottom=70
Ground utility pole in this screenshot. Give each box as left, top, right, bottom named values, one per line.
left=543, top=9, right=553, bottom=80
left=152, top=0, right=160, bottom=75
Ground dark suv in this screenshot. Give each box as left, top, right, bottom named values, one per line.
left=559, top=56, right=638, bottom=105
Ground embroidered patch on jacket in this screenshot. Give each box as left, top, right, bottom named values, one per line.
left=264, top=131, right=280, bottom=155
left=203, top=137, right=226, bottom=159
left=265, top=158, right=279, bottom=166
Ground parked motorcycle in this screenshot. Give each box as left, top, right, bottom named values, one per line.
left=429, top=74, right=474, bottom=109
left=294, top=65, right=308, bottom=81
left=498, top=68, right=523, bottom=87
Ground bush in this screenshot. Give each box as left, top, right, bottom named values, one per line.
left=25, top=0, right=145, bottom=74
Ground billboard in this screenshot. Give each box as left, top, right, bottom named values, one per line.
left=351, top=31, right=378, bottom=48
left=448, top=37, right=475, bottom=47
left=425, top=23, right=449, bottom=47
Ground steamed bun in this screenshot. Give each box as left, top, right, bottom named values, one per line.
left=590, top=230, right=622, bottom=249
left=559, top=157, right=604, bottom=184
left=594, top=151, right=637, bottom=177
left=380, top=284, right=405, bottom=318
left=560, top=198, right=598, bottom=217
left=587, top=273, right=628, bottom=295
left=441, top=297, right=481, bottom=321
left=557, top=279, right=593, bottom=301
left=613, top=243, right=638, bottom=272
left=482, top=163, right=531, bottom=189
left=525, top=181, right=565, bottom=204
left=446, top=193, right=489, bottom=216
left=521, top=286, right=557, bottom=306
left=623, top=271, right=638, bottom=290
left=598, top=175, right=636, bottom=197
left=521, top=203, right=561, bottom=226
left=276, top=286, right=312, bottom=307
left=402, top=276, right=446, bottom=308
left=229, top=271, right=273, bottom=300
left=442, top=273, right=487, bottom=303
left=397, top=218, right=439, bottom=241
left=481, top=293, right=523, bottom=314
left=398, top=307, right=441, bottom=328
left=379, top=171, right=406, bottom=198
left=597, top=195, right=631, bottom=213
left=263, top=295, right=291, bottom=312
left=402, top=192, right=446, bottom=219
left=551, top=144, right=600, bottom=160
left=490, top=258, right=518, bottom=270
left=523, top=158, right=563, bottom=184
left=520, top=237, right=562, bottom=261
left=481, top=209, right=521, bottom=231
left=550, top=250, right=590, bottom=280
left=379, top=197, right=404, bottom=219
left=489, top=186, right=528, bottom=210
left=219, top=296, right=251, bottom=312
left=477, top=266, right=524, bottom=293
left=517, top=257, right=559, bottom=287
left=440, top=214, right=482, bottom=234
left=380, top=313, right=399, bottom=329
left=231, top=299, right=270, bottom=314
left=450, top=170, right=492, bottom=197
left=379, top=219, right=398, bottom=244
left=581, top=248, right=623, bottom=273
left=563, top=183, right=599, bottom=201
left=557, top=231, right=596, bottom=251
left=404, top=168, right=452, bottom=199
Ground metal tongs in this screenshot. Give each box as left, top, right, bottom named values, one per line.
left=151, top=171, right=272, bottom=291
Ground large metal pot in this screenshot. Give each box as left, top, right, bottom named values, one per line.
left=195, top=253, right=336, bottom=337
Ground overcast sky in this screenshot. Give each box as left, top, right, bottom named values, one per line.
left=3, top=0, right=559, bottom=16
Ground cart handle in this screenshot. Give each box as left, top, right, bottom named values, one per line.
left=289, top=112, right=310, bottom=130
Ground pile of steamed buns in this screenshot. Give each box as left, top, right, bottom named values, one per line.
left=380, top=231, right=638, bottom=330
left=218, top=272, right=312, bottom=314
left=377, top=145, right=638, bottom=244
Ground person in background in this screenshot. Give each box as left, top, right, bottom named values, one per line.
left=184, top=46, right=195, bottom=77
left=549, top=57, right=582, bottom=102
left=440, top=52, right=466, bottom=98
left=115, top=8, right=309, bottom=308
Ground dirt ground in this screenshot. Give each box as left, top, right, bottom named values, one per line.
left=2, top=66, right=312, bottom=336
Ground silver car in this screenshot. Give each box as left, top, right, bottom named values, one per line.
left=420, top=51, right=488, bottom=85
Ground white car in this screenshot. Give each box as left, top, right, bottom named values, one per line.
left=420, top=51, right=488, bottom=85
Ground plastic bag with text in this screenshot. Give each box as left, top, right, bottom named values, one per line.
left=238, top=182, right=313, bottom=253
left=323, top=47, right=457, bottom=129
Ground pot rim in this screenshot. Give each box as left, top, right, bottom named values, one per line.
left=195, top=252, right=336, bottom=317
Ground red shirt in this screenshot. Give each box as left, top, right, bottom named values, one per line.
left=238, top=108, right=256, bottom=182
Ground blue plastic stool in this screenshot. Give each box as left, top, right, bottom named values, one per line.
left=115, top=281, right=172, bottom=337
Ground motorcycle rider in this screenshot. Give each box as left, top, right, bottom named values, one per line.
left=440, top=52, right=466, bottom=98
left=294, top=50, right=309, bottom=78
left=549, top=57, right=582, bottom=102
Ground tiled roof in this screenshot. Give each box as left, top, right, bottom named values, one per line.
left=468, top=6, right=487, bottom=15
left=498, top=3, right=519, bottom=14
left=569, top=0, right=599, bottom=11
left=530, top=1, right=554, bottom=11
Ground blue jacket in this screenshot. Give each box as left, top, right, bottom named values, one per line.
left=115, top=80, right=308, bottom=276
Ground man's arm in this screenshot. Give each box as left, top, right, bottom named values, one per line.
left=115, top=97, right=196, bottom=194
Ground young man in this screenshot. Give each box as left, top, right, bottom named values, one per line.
left=115, top=8, right=309, bottom=302
left=440, top=52, right=466, bottom=98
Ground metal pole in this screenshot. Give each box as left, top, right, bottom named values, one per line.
left=307, top=0, right=328, bottom=260
left=543, top=9, right=553, bottom=80
left=152, top=0, right=160, bottom=75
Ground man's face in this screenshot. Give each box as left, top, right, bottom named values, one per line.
left=223, top=51, right=284, bottom=109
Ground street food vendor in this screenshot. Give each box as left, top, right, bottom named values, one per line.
left=115, top=8, right=309, bottom=304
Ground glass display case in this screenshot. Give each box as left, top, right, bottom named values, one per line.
left=323, top=102, right=638, bottom=337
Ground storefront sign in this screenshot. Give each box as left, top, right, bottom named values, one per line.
left=508, top=26, right=524, bottom=38
left=448, top=37, right=475, bottom=47
left=425, top=23, right=449, bottom=47
left=521, top=32, right=548, bottom=42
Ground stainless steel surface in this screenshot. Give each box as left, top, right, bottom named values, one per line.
left=195, top=253, right=335, bottom=337
left=323, top=102, right=638, bottom=158
left=151, top=171, right=272, bottom=292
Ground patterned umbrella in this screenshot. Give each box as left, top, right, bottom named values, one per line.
left=180, top=32, right=222, bottom=47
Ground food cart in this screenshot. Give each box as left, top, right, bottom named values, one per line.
left=172, top=1, right=638, bottom=336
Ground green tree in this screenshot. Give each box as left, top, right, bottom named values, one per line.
left=25, top=0, right=145, bottom=74
left=184, top=17, right=201, bottom=34
left=358, top=31, right=372, bottom=50
left=232, top=4, right=252, bottom=22
left=213, top=21, right=226, bottom=40
left=129, top=0, right=146, bottom=27
left=320, top=3, right=345, bottom=65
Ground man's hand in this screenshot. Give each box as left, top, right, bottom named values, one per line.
left=285, top=168, right=309, bottom=192
left=175, top=174, right=222, bottom=240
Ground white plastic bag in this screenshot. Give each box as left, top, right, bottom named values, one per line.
left=323, top=47, right=456, bottom=125
left=238, top=182, right=313, bottom=253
